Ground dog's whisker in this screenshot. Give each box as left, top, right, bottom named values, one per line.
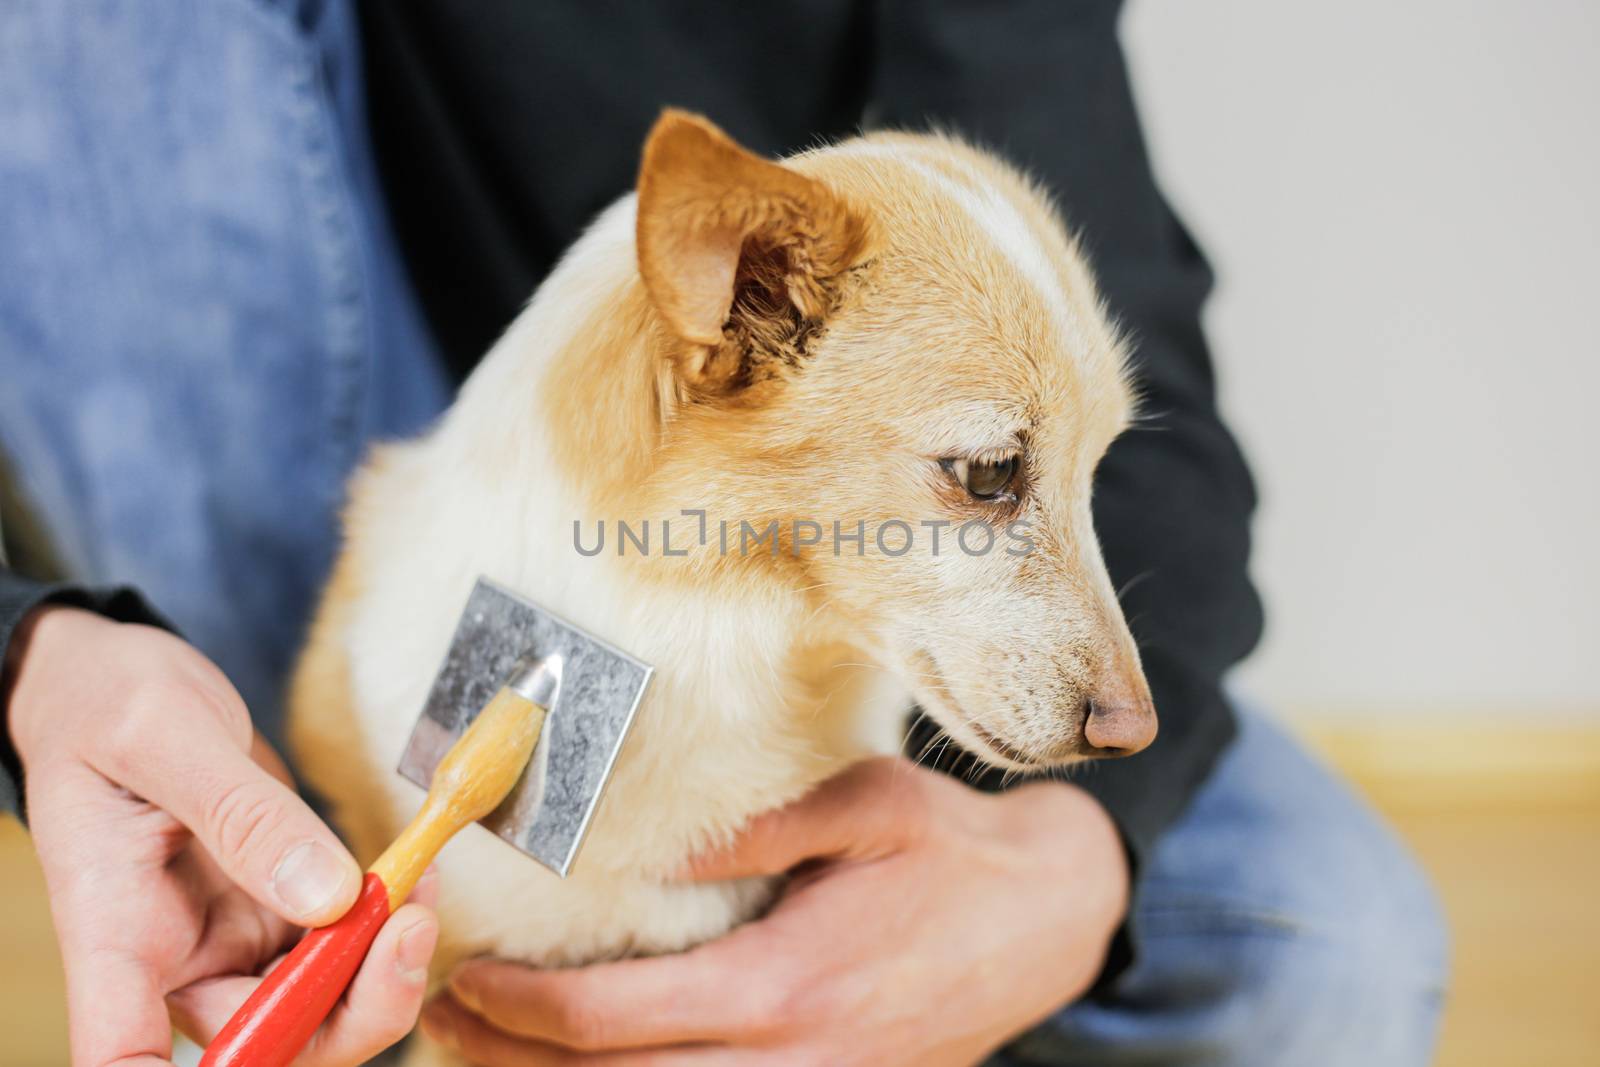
left=911, top=727, right=952, bottom=767
left=1115, top=569, right=1155, bottom=601
left=1125, top=405, right=1174, bottom=430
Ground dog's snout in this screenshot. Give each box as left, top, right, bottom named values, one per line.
left=1082, top=688, right=1157, bottom=757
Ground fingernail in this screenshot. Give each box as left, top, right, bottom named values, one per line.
left=272, top=841, right=353, bottom=920
left=396, top=919, right=438, bottom=984
left=420, top=1001, right=456, bottom=1045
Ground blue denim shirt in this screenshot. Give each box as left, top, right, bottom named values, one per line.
left=0, top=0, right=450, bottom=748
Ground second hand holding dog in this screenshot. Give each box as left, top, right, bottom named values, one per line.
left=422, top=758, right=1127, bottom=1066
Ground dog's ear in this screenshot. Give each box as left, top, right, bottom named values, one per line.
left=636, top=110, right=874, bottom=393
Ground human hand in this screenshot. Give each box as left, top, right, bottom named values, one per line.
left=423, top=757, right=1128, bottom=1065
left=5, top=606, right=437, bottom=1066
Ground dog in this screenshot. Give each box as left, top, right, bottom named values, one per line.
left=289, top=110, right=1156, bottom=1062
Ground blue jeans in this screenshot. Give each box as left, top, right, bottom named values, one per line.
left=1000, top=709, right=1449, bottom=1065
left=0, top=5, right=1447, bottom=1064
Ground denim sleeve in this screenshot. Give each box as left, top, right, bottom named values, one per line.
left=0, top=566, right=175, bottom=820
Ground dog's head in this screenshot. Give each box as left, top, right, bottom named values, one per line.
left=627, top=111, right=1154, bottom=770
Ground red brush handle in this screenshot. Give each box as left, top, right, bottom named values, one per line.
left=200, top=873, right=392, bottom=1067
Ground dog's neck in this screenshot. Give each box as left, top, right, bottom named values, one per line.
left=435, top=197, right=795, bottom=665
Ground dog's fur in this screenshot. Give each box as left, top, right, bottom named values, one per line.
left=289, top=112, right=1154, bottom=1061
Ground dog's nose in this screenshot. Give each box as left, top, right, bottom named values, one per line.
left=1082, top=693, right=1157, bottom=756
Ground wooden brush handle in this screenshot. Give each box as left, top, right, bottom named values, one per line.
left=199, top=873, right=391, bottom=1067
left=369, top=686, right=545, bottom=909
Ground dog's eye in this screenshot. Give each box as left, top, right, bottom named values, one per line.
left=949, top=456, right=1018, bottom=500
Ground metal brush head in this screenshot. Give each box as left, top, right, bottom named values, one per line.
left=397, top=578, right=653, bottom=876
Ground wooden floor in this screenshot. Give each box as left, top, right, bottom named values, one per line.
left=1301, top=717, right=1600, bottom=1067
left=1, top=719, right=1596, bottom=1066
left=0, top=818, right=68, bottom=1067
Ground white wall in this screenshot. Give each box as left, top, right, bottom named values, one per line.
left=1121, top=1, right=1600, bottom=716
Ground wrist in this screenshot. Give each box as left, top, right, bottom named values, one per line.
left=4, top=605, right=104, bottom=763
left=1003, top=780, right=1131, bottom=932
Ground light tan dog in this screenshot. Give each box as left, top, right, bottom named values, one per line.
left=289, top=111, right=1155, bottom=1061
